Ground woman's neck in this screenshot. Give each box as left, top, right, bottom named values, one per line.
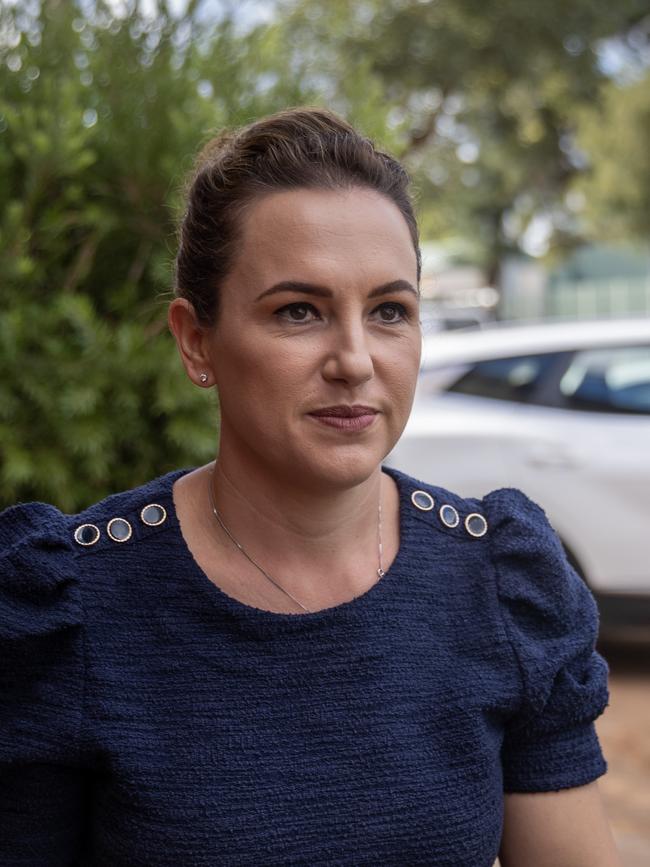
left=215, top=451, right=385, bottom=542
left=173, top=449, right=400, bottom=611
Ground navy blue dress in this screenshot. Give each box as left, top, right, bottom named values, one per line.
left=0, top=466, right=609, bottom=866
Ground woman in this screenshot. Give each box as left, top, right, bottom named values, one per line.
left=0, top=107, right=620, bottom=866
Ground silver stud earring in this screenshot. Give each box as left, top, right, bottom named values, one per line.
left=199, top=373, right=208, bottom=384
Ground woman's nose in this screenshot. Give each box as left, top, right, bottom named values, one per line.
left=321, top=323, right=374, bottom=386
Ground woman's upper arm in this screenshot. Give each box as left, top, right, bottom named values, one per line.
left=482, top=489, right=619, bottom=866
left=499, top=782, right=621, bottom=867
left=483, top=487, right=610, bottom=790
left=0, top=502, right=88, bottom=864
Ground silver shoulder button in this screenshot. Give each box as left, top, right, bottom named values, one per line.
left=465, top=513, right=488, bottom=538
left=439, top=504, right=460, bottom=528
left=107, top=517, right=133, bottom=543
left=411, top=490, right=435, bottom=512
left=74, top=523, right=100, bottom=546
left=140, top=503, right=167, bottom=527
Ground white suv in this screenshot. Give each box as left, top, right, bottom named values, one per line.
left=387, top=316, right=650, bottom=636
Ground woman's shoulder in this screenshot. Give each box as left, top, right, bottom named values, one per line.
left=389, top=464, right=565, bottom=549
left=478, top=483, right=597, bottom=639
left=386, top=465, right=488, bottom=543
left=65, top=466, right=189, bottom=553
left=389, top=464, right=598, bottom=635
left=0, top=466, right=189, bottom=581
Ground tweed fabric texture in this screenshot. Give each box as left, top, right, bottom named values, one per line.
left=0, top=466, right=609, bottom=866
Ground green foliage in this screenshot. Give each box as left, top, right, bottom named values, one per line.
left=0, top=0, right=322, bottom=510
left=574, top=71, right=650, bottom=239
left=283, top=0, right=650, bottom=272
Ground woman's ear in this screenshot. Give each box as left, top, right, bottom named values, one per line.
left=167, top=298, right=215, bottom=388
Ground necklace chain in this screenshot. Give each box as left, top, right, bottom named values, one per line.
left=207, top=469, right=385, bottom=614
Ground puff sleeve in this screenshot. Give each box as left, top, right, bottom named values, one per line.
left=0, top=503, right=88, bottom=865
left=483, top=487, right=610, bottom=793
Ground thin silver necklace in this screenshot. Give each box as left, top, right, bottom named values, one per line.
left=207, top=469, right=385, bottom=614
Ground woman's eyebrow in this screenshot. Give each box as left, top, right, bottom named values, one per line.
left=255, top=279, right=418, bottom=302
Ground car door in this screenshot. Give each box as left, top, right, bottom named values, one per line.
left=392, top=341, right=650, bottom=598
left=396, top=351, right=568, bottom=490
left=518, top=343, right=650, bottom=595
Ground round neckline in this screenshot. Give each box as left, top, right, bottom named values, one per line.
left=157, top=465, right=410, bottom=627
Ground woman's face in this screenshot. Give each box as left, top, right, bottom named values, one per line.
left=206, top=186, right=421, bottom=491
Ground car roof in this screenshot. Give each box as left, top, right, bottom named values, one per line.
left=421, top=315, right=650, bottom=367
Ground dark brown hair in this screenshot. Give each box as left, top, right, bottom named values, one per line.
left=174, top=106, right=421, bottom=326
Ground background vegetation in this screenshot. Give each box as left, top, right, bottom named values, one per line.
left=1, top=0, right=649, bottom=509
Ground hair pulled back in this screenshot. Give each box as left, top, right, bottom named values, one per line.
left=174, top=106, right=421, bottom=326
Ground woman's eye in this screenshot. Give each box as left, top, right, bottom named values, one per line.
left=274, top=302, right=320, bottom=323
left=375, top=302, right=408, bottom=323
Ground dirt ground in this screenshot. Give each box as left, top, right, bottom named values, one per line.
left=596, top=640, right=650, bottom=867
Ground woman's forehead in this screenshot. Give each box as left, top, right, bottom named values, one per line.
left=231, top=187, right=418, bottom=284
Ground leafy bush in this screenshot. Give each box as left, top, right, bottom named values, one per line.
left=0, top=1, right=313, bottom=510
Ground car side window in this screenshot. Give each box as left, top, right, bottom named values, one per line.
left=558, top=345, right=650, bottom=414
left=446, top=353, right=561, bottom=403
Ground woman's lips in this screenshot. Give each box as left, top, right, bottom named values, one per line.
left=307, top=407, right=378, bottom=431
